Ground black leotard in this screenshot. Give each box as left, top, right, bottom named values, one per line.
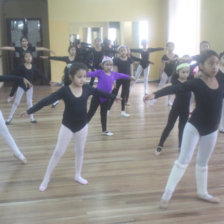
left=27, top=84, right=116, bottom=133
left=131, top=48, right=164, bottom=69
left=154, top=75, right=224, bottom=135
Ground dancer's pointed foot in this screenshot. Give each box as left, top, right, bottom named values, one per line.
left=39, top=179, right=50, bottom=192
left=197, top=194, right=220, bottom=203
left=14, top=153, right=27, bottom=164
left=75, top=176, right=88, bottom=185
left=6, top=118, right=12, bottom=125
left=159, top=198, right=169, bottom=209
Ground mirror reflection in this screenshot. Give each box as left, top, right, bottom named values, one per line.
left=69, top=21, right=148, bottom=48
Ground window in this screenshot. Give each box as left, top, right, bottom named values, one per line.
left=138, top=20, right=149, bottom=47
left=168, top=0, right=201, bottom=56
left=108, top=28, right=117, bottom=43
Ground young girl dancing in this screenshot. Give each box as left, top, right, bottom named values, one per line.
left=157, top=42, right=178, bottom=106
left=89, top=38, right=104, bottom=86
left=0, top=36, right=54, bottom=102
left=6, top=52, right=48, bottom=125
left=131, top=39, right=164, bottom=95
left=41, top=45, right=81, bottom=107
left=0, top=36, right=54, bottom=59
left=87, top=56, right=131, bottom=136
left=108, top=45, right=134, bottom=117
left=21, top=62, right=118, bottom=191
left=154, top=62, right=191, bottom=155
left=0, top=74, right=31, bottom=163
left=144, top=50, right=222, bottom=208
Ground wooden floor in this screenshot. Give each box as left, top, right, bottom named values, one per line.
left=0, top=83, right=224, bottom=224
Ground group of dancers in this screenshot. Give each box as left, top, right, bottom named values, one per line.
left=0, top=36, right=224, bottom=210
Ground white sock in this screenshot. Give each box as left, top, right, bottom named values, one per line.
left=162, top=160, right=188, bottom=201
left=196, top=164, right=208, bottom=196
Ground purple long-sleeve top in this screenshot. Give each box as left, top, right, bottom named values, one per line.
left=87, top=69, right=130, bottom=103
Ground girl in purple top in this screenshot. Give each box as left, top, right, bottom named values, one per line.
left=87, top=56, right=131, bottom=136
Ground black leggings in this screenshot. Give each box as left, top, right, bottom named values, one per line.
left=158, top=107, right=189, bottom=148
left=87, top=96, right=110, bottom=132
left=108, top=79, right=130, bottom=111
left=89, top=77, right=95, bottom=87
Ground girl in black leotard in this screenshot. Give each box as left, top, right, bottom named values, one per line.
left=108, top=45, right=134, bottom=117
left=145, top=50, right=222, bottom=208
left=21, top=62, right=118, bottom=191
left=131, top=39, right=164, bottom=95
left=41, top=45, right=82, bottom=107
left=42, top=45, right=81, bottom=66
left=6, top=52, right=48, bottom=124
left=156, top=42, right=178, bottom=106
left=0, top=36, right=54, bottom=60
left=0, top=36, right=54, bottom=102
left=154, top=63, right=191, bottom=155
left=89, top=38, right=104, bottom=86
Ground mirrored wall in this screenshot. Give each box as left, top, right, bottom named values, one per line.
left=69, top=21, right=149, bottom=48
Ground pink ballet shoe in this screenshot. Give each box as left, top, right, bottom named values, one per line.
left=39, top=179, right=50, bottom=192
left=75, top=176, right=88, bottom=185
left=39, top=183, right=48, bottom=192
left=14, top=154, right=27, bottom=164
left=197, top=194, right=220, bottom=203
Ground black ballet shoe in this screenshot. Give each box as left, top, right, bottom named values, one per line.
left=5, top=118, right=12, bottom=125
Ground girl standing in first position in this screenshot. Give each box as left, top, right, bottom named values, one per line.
left=144, top=50, right=222, bottom=208
left=21, top=62, right=118, bottom=191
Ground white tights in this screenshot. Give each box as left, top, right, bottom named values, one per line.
left=8, top=87, right=34, bottom=121
left=0, top=110, right=26, bottom=163
left=162, top=122, right=218, bottom=201
left=131, top=64, right=150, bottom=95
left=39, top=124, right=88, bottom=191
